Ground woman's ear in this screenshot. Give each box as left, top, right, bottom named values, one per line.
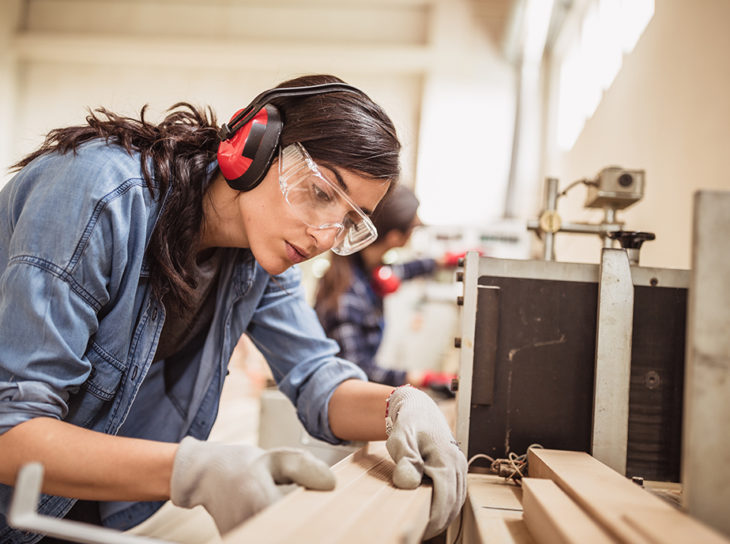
left=383, top=229, right=410, bottom=249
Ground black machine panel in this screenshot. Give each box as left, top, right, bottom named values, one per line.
left=468, top=274, right=686, bottom=482
left=627, top=286, right=686, bottom=481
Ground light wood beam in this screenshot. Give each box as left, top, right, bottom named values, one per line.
left=527, top=448, right=730, bottom=544
left=521, top=477, right=615, bottom=544
left=222, top=441, right=431, bottom=543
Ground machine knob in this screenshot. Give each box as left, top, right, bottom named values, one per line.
left=608, top=230, right=656, bottom=249
left=538, top=209, right=562, bottom=233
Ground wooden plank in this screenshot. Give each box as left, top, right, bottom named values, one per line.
left=527, top=448, right=730, bottom=544
left=222, top=441, right=431, bottom=544
left=521, top=478, right=615, bottom=544
left=623, top=509, right=730, bottom=544
left=458, top=474, right=535, bottom=544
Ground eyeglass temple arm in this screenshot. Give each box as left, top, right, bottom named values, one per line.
left=8, top=463, right=171, bottom=544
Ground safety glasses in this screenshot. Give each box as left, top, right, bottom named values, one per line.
left=278, top=143, right=378, bottom=256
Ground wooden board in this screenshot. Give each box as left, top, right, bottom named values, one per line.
left=527, top=448, right=729, bottom=544
left=457, top=473, right=535, bottom=544
left=222, top=441, right=431, bottom=544
left=521, top=478, right=615, bottom=544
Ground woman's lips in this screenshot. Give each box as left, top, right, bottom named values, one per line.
left=286, top=242, right=308, bottom=264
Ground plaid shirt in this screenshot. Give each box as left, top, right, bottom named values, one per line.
left=317, top=255, right=436, bottom=387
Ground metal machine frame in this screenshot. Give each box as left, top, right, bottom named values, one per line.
left=455, top=251, right=689, bottom=479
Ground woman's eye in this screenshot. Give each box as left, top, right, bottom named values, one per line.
left=313, top=184, right=331, bottom=202
left=310, top=180, right=335, bottom=204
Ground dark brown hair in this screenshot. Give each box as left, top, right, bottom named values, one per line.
left=271, top=74, right=400, bottom=180
left=12, top=74, right=401, bottom=311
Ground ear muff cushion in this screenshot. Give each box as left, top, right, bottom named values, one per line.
left=218, top=104, right=283, bottom=191
left=371, top=265, right=401, bottom=296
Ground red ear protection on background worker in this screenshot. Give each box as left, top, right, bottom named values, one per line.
left=371, top=265, right=401, bottom=297
left=217, top=83, right=364, bottom=192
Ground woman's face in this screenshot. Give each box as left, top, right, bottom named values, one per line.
left=234, top=159, right=390, bottom=276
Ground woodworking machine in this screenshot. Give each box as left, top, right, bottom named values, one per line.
left=455, top=168, right=688, bottom=482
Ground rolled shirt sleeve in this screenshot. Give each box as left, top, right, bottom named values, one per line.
left=0, top=252, right=101, bottom=435
left=0, top=144, right=147, bottom=436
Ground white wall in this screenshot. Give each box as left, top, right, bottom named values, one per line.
left=542, top=0, right=730, bottom=270
left=0, top=0, right=22, bottom=181
left=415, top=0, right=516, bottom=227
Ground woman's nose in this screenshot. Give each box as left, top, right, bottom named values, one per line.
left=306, top=225, right=339, bottom=251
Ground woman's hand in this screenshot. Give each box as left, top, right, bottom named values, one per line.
left=385, top=385, right=467, bottom=539
left=170, top=437, right=336, bottom=535
left=328, top=379, right=467, bottom=538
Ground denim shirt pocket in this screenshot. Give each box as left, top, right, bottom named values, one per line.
left=64, top=341, right=126, bottom=431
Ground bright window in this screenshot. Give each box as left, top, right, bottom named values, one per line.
left=557, top=0, right=654, bottom=150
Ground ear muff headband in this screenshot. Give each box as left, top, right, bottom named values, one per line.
left=217, top=82, right=364, bottom=192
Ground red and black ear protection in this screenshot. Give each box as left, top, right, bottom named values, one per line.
left=371, top=265, right=401, bottom=297
left=217, top=82, right=364, bottom=192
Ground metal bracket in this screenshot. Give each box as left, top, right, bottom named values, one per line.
left=591, top=248, right=634, bottom=474
left=8, top=463, right=169, bottom=544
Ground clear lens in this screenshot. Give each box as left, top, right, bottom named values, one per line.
left=279, top=144, right=377, bottom=255
left=332, top=219, right=378, bottom=255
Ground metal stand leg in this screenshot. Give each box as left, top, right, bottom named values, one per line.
left=591, top=248, right=633, bottom=474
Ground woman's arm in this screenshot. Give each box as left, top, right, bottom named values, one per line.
left=0, top=417, right=177, bottom=501
left=327, top=379, right=393, bottom=441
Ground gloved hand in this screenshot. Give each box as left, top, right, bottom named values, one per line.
left=170, top=437, right=336, bottom=535
left=385, top=385, right=467, bottom=539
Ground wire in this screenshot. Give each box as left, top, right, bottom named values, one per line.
left=557, top=178, right=597, bottom=199
left=467, top=453, right=496, bottom=469
left=466, top=443, right=543, bottom=484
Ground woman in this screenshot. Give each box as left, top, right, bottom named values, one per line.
left=0, top=74, right=466, bottom=542
left=315, top=184, right=456, bottom=390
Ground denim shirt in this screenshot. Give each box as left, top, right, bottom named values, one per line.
left=0, top=141, right=366, bottom=543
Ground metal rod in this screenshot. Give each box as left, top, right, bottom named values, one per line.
left=527, top=220, right=623, bottom=235
left=543, top=178, right=559, bottom=261
left=8, top=463, right=170, bottom=544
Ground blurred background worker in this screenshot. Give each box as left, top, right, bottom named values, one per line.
left=315, top=185, right=456, bottom=391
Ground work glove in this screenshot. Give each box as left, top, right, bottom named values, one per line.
left=170, top=437, right=336, bottom=535
left=385, top=385, right=467, bottom=539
